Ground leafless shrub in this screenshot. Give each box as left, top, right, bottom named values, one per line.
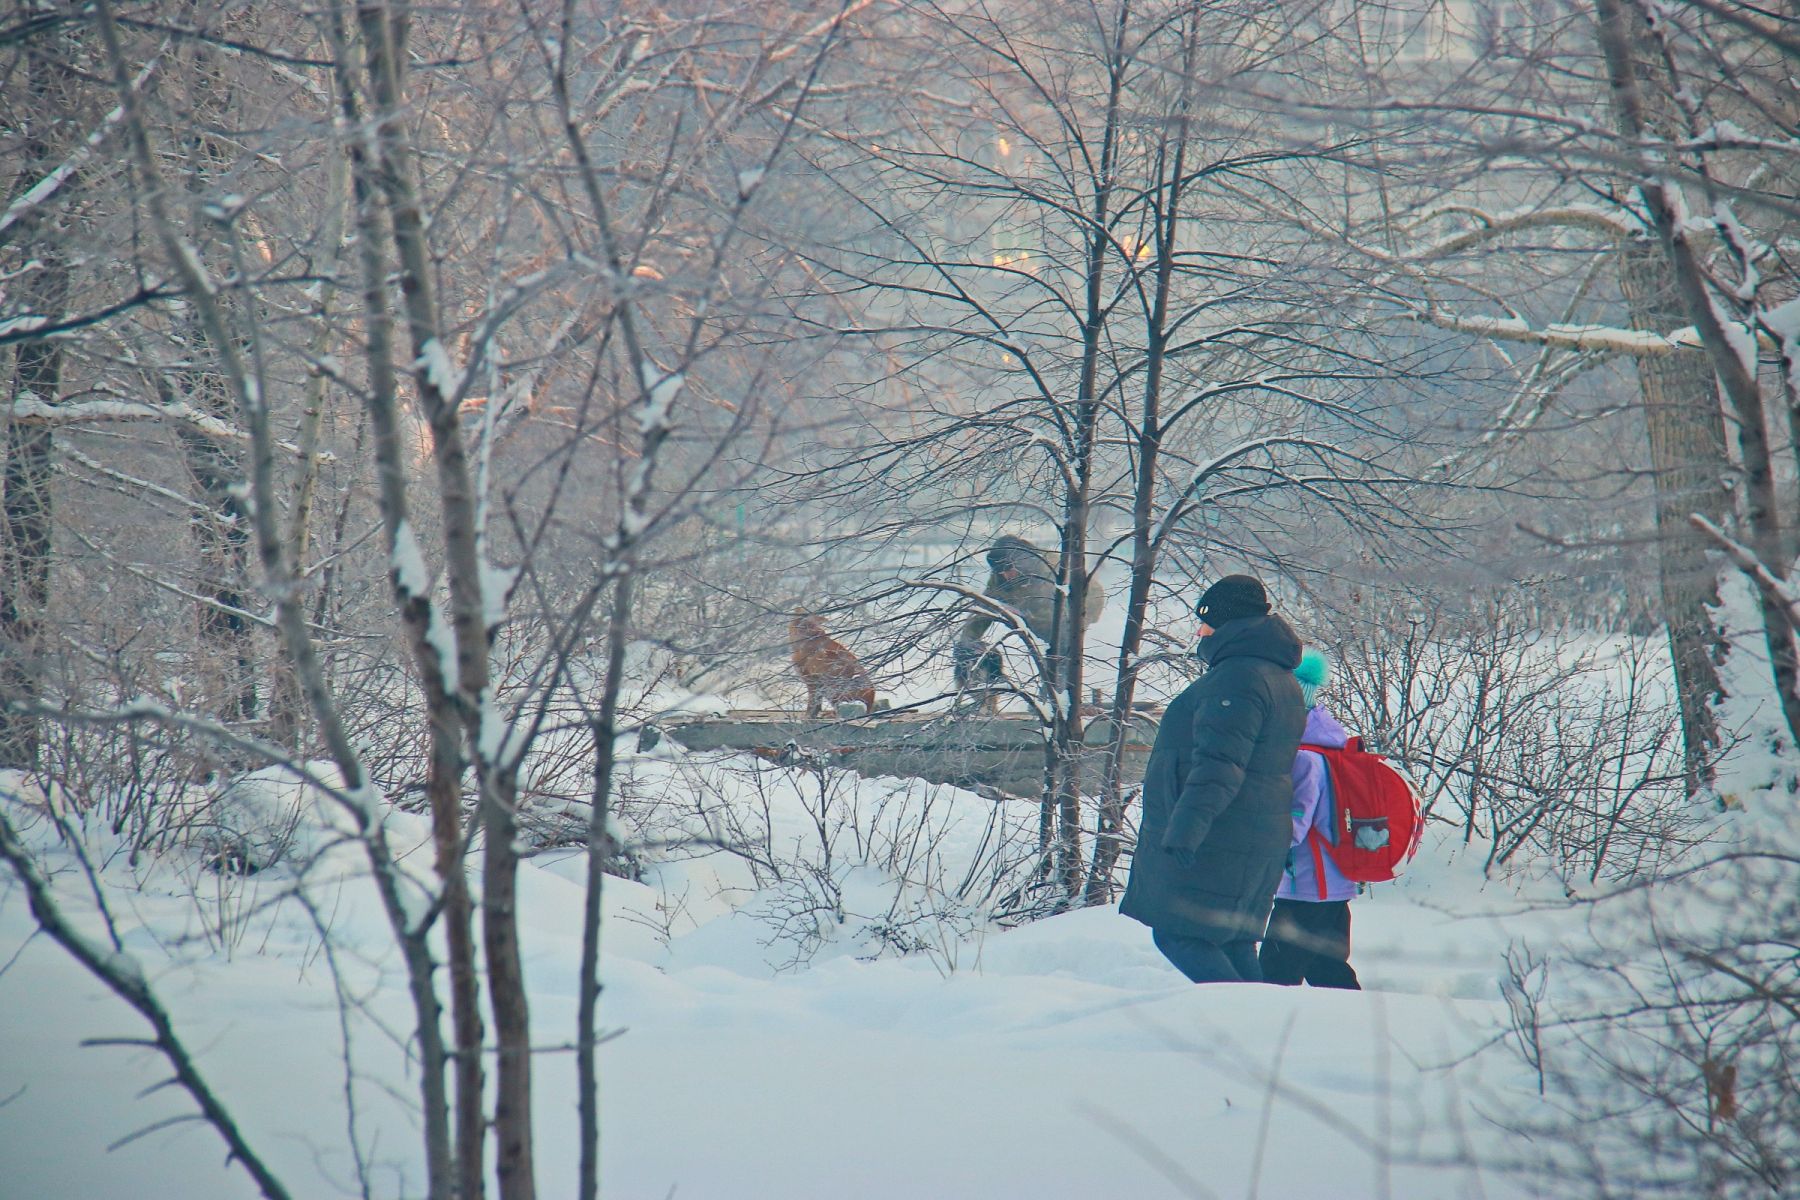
left=616, top=752, right=1045, bottom=972
left=1498, top=842, right=1800, bottom=1197
left=1331, top=594, right=1702, bottom=882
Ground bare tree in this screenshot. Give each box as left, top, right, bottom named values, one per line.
left=1273, top=0, right=1800, bottom=760
left=1589, top=0, right=1800, bottom=746
left=780, top=0, right=1470, bottom=904
left=0, top=27, right=72, bottom=769
left=2, top=2, right=859, bottom=1197
left=1499, top=841, right=1800, bottom=1197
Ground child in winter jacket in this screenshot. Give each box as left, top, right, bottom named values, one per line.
left=1258, top=649, right=1361, bottom=989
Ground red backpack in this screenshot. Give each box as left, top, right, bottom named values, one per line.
left=1299, top=737, right=1423, bottom=898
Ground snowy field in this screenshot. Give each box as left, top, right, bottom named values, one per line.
left=0, top=738, right=1571, bottom=1200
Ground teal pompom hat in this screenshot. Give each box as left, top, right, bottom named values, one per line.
left=1294, top=648, right=1330, bottom=707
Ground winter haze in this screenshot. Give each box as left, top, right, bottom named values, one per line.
left=2, top=1, right=1797, bottom=1198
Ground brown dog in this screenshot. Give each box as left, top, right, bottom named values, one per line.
left=788, top=613, right=876, bottom=719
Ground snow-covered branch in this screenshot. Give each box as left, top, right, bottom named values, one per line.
left=3, top=394, right=316, bottom=456
left=1402, top=308, right=1706, bottom=356
left=1690, top=515, right=1800, bottom=632
left=1401, top=203, right=1643, bottom=257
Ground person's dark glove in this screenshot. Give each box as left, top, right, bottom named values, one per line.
left=953, top=639, right=1002, bottom=688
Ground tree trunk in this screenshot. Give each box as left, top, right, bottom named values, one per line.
left=1596, top=0, right=1800, bottom=748
left=173, top=21, right=257, bottom=727
left=578, top=573, right=633, bottom=1200
left=1087, top=12, right=1197, bottom=903
left=1, top=296, right=59, bottom=769
left=320, top=8, right=458, bottom=1192
left=1, top=45, right=69, bottom=770
left=1084, top=434, right=1157, bottom=904
left=1596, top=0, right=1737, bottom=785
left=351, top=3, right=533, bottom=1193
left=176, top=378, right=258, bottom=724
left=1048, top=516, right=1088, bottom=900
left=269, top=148, right=350, bottom=753
left=1615, top=242, right=1731, bottom=793
left=1044, top=1, right=1133, bottom=903
left=478, top=770, right=534, bottom=1200
left=425, top=701, right=484, bottom=1200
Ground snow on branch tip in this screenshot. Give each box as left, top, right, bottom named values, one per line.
left=637, top=361, right=685, bottom=434
left=414, top=338, right=465, bottom=401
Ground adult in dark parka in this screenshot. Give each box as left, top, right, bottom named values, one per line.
left=1120, top=575, right=1307, bottom=983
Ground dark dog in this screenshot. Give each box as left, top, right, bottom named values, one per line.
left=789, top=614, right=877, bottom=719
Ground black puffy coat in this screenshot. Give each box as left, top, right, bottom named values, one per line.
left=1119, top=614, right=1307, bottom=943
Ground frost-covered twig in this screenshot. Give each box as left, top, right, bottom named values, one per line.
left=3, top=394, right=316, bottom=456
left=1152, top=435, right=1368, bottom=552
left=892, top=577, right=1057, bottom=723
left=1400, top=202, right=1643, bottom=254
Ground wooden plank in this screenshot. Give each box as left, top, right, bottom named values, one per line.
left=656, top=708, right=1158, bottom=797
left=660, top=711, right=1157, bottom=753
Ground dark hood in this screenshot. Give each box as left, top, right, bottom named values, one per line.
left=987, top=536, right=1052, bottom=577
left=1197, top=613, right=1303, bottom=670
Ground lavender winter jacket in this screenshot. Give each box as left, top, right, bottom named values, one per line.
left=1277, top=705, right=1358, bottom=902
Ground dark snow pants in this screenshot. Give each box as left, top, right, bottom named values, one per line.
left=1258, top=899, right=1359, bottom=990
left=1152, top=927, right=1263, bottom=984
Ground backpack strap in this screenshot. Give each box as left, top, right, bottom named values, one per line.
left=1298, top=745, right=1340, bottom=900
left=1306, top=828, right=1329, bottom=900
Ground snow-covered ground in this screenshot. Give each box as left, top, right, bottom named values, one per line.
left=0, top=735, right=1568, bottom=1200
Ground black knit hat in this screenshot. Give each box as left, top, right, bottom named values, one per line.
left=1194, top=574, right=1269, bottom=626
